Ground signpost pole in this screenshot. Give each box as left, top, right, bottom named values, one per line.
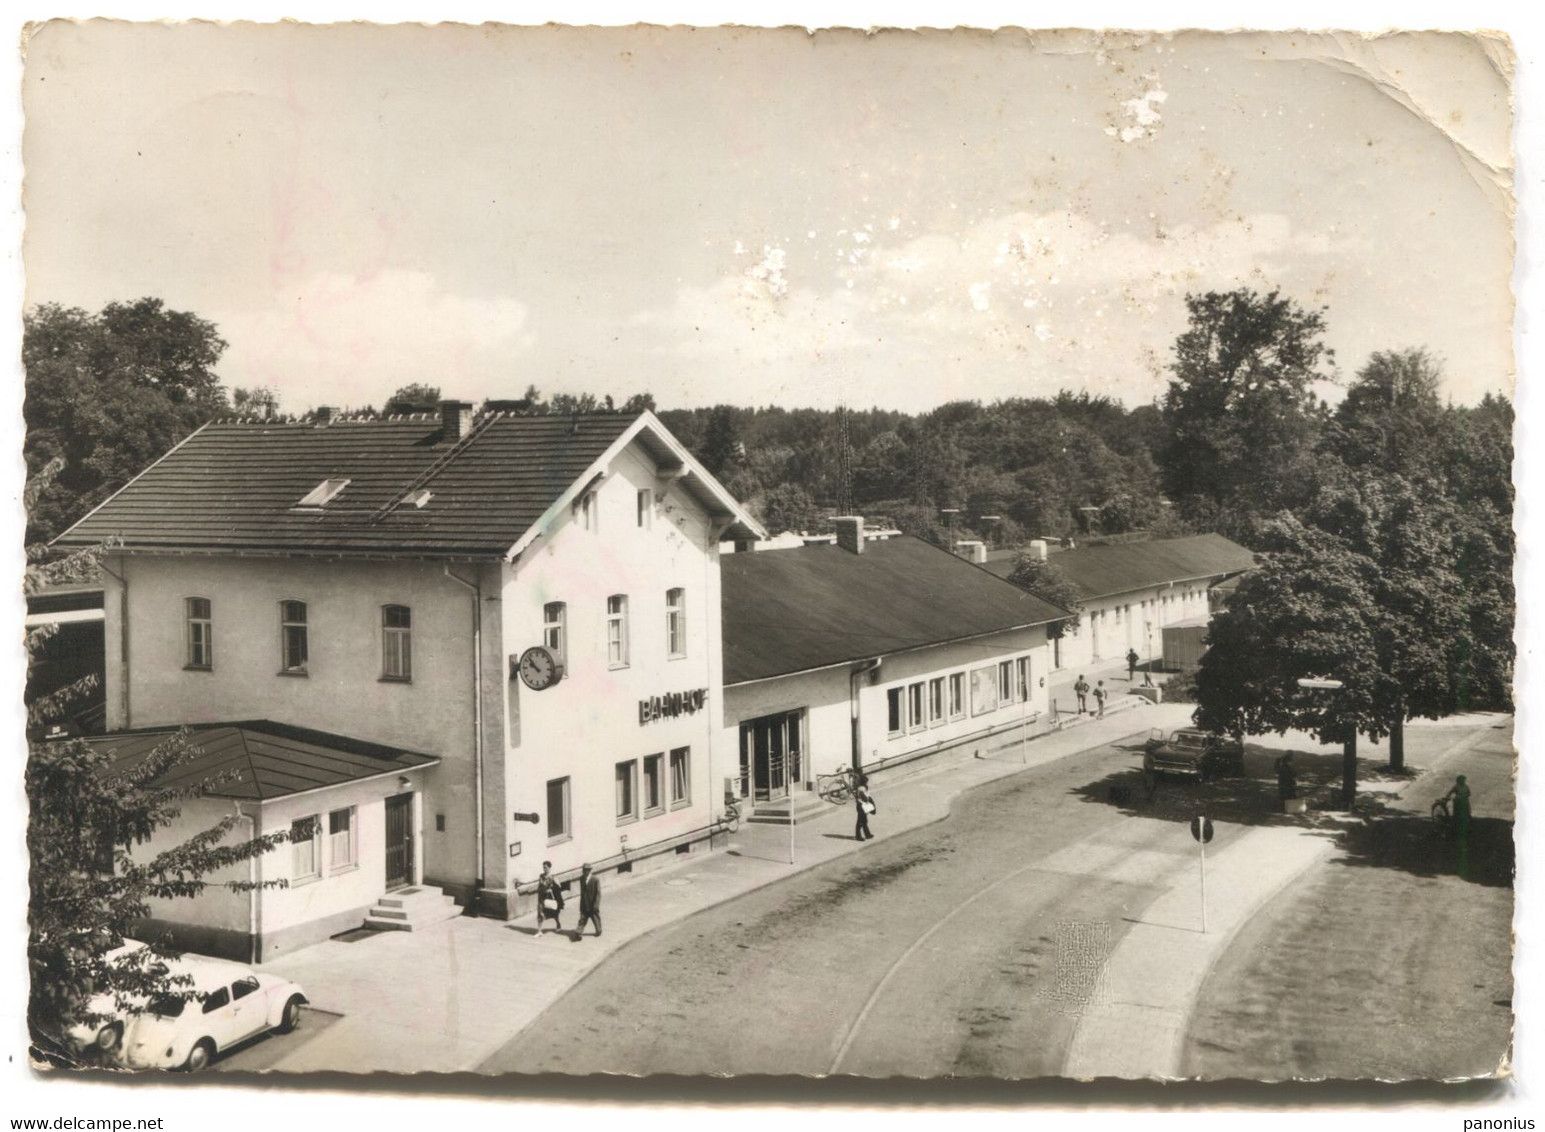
left=1200, top=833, right=1208, bottom=935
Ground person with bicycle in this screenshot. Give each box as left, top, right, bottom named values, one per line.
left=1438, top=774, right=1472, bottom=838
left=854, top=775, right=876, bottom=841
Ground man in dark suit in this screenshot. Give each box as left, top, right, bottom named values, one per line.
left=574, top=863, right=602, bottom=939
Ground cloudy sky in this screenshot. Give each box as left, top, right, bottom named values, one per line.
left=23, top=24, right=1514, bottom=414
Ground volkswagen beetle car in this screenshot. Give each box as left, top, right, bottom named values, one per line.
left=120, top=955, right=306, bottom=1071
left=1143, top=727, right=1245, bottom=781
left=61, top=939, right=150, bottom=1058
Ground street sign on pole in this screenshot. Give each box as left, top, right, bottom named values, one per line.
left=1190, top=814, right=1213, bottom=933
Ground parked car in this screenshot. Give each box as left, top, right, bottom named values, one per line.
left=1143, top=728, right=1245, bottom=781
left=59, top=939, right=153, bottom=1058
left=120, top=955, right=307, bottom=1071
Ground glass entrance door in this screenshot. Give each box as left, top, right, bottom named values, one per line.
left=740, top=710, right=805, bottom=803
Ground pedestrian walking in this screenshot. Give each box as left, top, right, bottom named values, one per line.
left=573, top=862, right=602, bottom=939
left=1074, top=675, right=1090, bottom=714
left=1094, top=680, right=1107, bottom=718
left=1276, top=752, right=1297, bottom=810
left=535, top=860, right=564, bottom=936
left=854, top=776, right=876, bottom=841
left=1126, top=648, right=1139, bottom=680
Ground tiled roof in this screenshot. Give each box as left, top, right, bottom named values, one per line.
left=983, top=533, right=1255, bottom=600
left=79, top=720, right=438, bottom=802
left=721, top=536, right=1070, bottom=685
left=55, top=412, right=758, bottom=558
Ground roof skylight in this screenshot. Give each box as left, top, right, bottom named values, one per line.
left=297, top=479, right=351, bottom=507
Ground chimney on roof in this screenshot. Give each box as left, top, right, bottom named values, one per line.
left=314, top=406, right=334, bottom=426
left=440, top=400, right=474, bottom=443
left=834, top=515, right=865, bottom=555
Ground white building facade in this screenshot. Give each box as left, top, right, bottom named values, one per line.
left=64, top=405, right=763, bottom=956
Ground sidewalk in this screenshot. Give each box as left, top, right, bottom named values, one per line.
left=257, top=699, right=1192, bottom=1074
left=1058, top=719, right=1501, bottom=1080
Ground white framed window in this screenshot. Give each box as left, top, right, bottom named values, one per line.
left=998, top=660, right=1013, bottom=704
left=948, top=672, right=966, bottom=720
left=1016, top=657, right=1031, bottom=703
left=669, top=746, right=691, bottom=808
left=543, top=601, right=566, bottom=664
left=643, top=753, right=665, bottom=816
left=928, top=676, right=945, bottom=725
left=615, top=759, right=638, bottom=823
left=886, top=688, right=904, bottom=738
left=546, top=777, right=571, bottom=844
left=382, top=605, right=412, bottom=681
left=607, top=595, right=630, bottom=668
left=907, top=682, right=926, bottom=732
left=328, top=807, right=357, bottom=872
left=666, top=588, right=686, bottom=659
left=971, top=666, right=999, bottom=716
left=637, top=488, right=652, bottom=528
left=291, top=816, right=320, bottom=881
left=185, top=597, right=212, bottom=670
left=297, top=478, right=350, bottom=507
left=279, top=600, right=308, bottom=674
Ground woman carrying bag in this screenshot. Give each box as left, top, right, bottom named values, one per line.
left=854, top=777, right=877, bottom=842
left=535, top=861, right=564, bottom=936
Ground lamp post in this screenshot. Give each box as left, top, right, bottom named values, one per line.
left=1298, top=677, right=1357, bottom=811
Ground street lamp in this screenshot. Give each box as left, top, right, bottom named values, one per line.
left=1297, top=677, right=1357, bottom=811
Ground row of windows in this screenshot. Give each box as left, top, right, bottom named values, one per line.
left=180, top=588, right=690, bottom=680
left=543, top=747, right=692, bottom=844
left=185, top=598, right=413, bottom=680
left=290, top=807, right=356, bottom=882
left=541, top=588, right=687, bottom=671
left=884, top=656, right=1033, bottom=738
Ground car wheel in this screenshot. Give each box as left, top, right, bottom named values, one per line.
left=279, top=995, right=304, bottom=1034
left=95, top=1023, right=123, bottom=1055
left=184, top=1039, right=215, bottom=1072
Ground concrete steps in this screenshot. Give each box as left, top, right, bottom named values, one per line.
left=362, top=885, right=463, bottom=932
left=747, top=790, right=839, bottom=826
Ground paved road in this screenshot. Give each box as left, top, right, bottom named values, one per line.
left=482, top=733, right=1218, bottom=1077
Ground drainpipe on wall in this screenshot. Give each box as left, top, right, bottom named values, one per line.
left=98, top=557, right=130, bottom=728
left=850, top=657, right=882, bottom=773
left=444, top=565, right=485, bottom=913
left=234, top=801, right=261, bottom=964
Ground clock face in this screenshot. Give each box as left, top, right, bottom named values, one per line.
left=518, top=646, right=561, bottom=690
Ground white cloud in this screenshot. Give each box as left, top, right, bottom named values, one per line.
left=622, top=210, right=1355, bottom=411
left=215, top=270, right=535, bottom=412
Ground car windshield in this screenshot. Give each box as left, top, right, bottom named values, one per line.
left=146, top=995, right=185, bottom=1019
left=1171, top=733, right=1208, bottom=750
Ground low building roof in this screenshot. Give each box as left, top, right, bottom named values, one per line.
left=721, top=535, right=1071, bottom=685
left=77, top=720, right=438, bottom=802
left=55, top=410, right=762, bottom=559
left=984, top=533, right=1255, bottom=601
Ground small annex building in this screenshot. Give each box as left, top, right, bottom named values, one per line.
left=55, top=403, right=765, bottom=959
left=720, top=518, right=1070, bottom=818
left=984, top=533, right=1255, bottom=673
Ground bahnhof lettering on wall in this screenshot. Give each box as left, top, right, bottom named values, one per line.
left=40, top=400, right=1253, bottom=962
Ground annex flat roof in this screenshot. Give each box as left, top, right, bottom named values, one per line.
left=77, top=720, right=439, bottom=802
left=55, top=410, right=762, bottom=559
left=721, top=535, right=1071, bottom=685
left=983, top=533, right=1255, bottom=601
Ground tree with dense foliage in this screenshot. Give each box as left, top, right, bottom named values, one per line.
left=382, top=382, right=443, bottom=416
left=1005, top=550, right=1083, bottom=636
left=24, top=299, right=232, bottom=544
left=755, top=482, right=819, bottom=536
left=1161, top=288, right=1333, bottom=540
